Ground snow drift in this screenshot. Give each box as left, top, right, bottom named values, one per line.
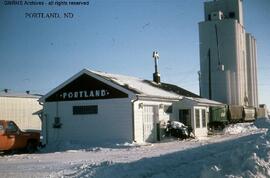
left=1, top=118, right=270, bottom=178
left=55, top=118, right=270, bottom=178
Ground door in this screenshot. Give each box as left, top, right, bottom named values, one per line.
left=142, top=105, right=158, bottom=142
left=179, top=109, right=191, bottom=127
left=5, top=121, right=25, bottom=149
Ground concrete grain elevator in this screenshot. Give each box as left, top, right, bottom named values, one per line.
left=198, top=0, right=258, bottom=107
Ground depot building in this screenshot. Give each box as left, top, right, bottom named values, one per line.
left=40, top=69, right=224, bottom=146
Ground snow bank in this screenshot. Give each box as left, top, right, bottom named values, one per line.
left=41, top=141, right=107, bottom=153
left=67, top=118, right=270, bottom=178
left=254, top=117, right=270, bottom=129
left=42, top=141, right=147, bottom=153
left=116, top=142, right=151, bottom=147
left=202, top=117, right=270, bottom=178
left=2, top=119, right=270, bottom=178
left=223, top=123, right=258, bottom=135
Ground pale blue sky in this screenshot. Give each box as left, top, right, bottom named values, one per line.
left=0, top=0, right=269, bottom=107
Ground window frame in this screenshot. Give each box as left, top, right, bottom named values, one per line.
left=73, top=105, right=98, bottom=115
left=6, top=122, right=18, bottom=133
left=229, top=12, right=235, bottom=18
left=202, top=109, right=206, bottom=128
left=195, top=109, right=200, bottom=128
left=164, top=105, right=173, bottom=114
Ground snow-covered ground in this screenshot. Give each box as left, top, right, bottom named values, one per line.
left=1, top=118, right=270, bottom=178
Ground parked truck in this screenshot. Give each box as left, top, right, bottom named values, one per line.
left=0, top=120, right=40, bottom=154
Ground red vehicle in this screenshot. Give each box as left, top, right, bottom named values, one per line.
left=0, top=120, right=40, bottom=153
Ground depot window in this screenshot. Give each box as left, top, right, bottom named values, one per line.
left=73, top=105, right=98, bottom=115
left=164, top=105, right=173, bottom=114
left=229, top=12, right=235, bottom=18
left=202, top=109, right=206, bottom=128
left=195, top=109, right=200, bottom=128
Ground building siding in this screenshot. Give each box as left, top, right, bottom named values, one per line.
left=0, top=97, right=42, bottom=130
left=199, top=19, right=247, bottom=105
left=246, top=33, right=258, bottom=107
left=133, top=100, right=173, bottom=143
left=43, top=98, right=133, bottom=145
left=199, top=0, right=259, bottom=108
left=173, top=99, right=209, bottom=137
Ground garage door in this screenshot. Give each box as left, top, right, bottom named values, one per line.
left=142, top=105, right=158, bottom=142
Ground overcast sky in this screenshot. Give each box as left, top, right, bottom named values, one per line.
left=0, top=0, right=269, bottom=107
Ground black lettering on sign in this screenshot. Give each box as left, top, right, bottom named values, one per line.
left=64, top=13, right=74, bottom=18
left=45, top=74, right=128, bottom=102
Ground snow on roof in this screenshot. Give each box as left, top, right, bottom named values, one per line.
left=146, top=81, right=200, bottom=98
left=0, top=91, right=41, bottom=98
left=184, top=97, right=225, bottom=106
left=90, top=70, right=181, bottom=99
left=89, top=69, right=225, bottom=105
left=41, top=68, right=224, bottom=104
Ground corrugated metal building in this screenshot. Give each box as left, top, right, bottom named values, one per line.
left=0, top=90, right=42, bottom=130
left=40, top=69, right=224, bottom=146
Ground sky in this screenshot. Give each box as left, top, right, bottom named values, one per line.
left=0, top=0, right=269, bottom=107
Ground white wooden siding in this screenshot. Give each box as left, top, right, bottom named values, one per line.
left=142, top=105, right=158, bottom=142
left=173, top=99, right=209, bottom=138
left=133, top=100, right=174, bottom=143
left=44, top=98, right=132, bottom=145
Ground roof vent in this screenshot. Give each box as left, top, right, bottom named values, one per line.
left=152, top=51, right=160, bottom=84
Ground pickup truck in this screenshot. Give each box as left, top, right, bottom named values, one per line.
left=0, top=120, right=40, bottom=153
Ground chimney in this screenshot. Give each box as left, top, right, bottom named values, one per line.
left=152, top=51, right=161, bottom=84
left=153, top=72, right=160, bottom=84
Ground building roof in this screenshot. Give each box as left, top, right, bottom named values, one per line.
left=0, top=91, right=42, bottom=99
left=41, top=68, right=224, bottom=106
left=91, top=70, right=181, bottom=99
left=184, top=97, right=225, bottom=106
left=90, top=70, right=225, bottom=106
left=144, top=80, right=201, bottom=98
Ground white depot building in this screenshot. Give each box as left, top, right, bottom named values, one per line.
left=199, top=0, right=258, bottom=107
left=40, top=69, right=224, bottom=145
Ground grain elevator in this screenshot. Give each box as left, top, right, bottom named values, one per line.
left=198, top=0, right=258, bottom=107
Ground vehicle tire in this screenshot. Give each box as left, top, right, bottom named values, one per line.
left=3, top=150, right=12, bottom=155
left=26, top=141, right=36, bottom=153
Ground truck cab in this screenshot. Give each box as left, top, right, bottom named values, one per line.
left=0, top=120, right=40, bottom=153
